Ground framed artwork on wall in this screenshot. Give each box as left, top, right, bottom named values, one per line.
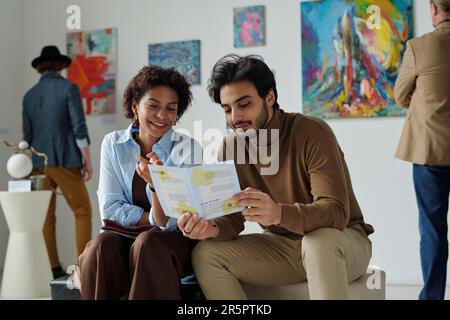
left=67, top=27, right=117, bottom=116
left=148, top=40, right=201, bottom=85
left=301, top=0, right=413, bottom=119
left=233, top=5, right=266, bottom=48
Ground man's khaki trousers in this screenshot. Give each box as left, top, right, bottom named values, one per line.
left=192, top=226, right=372, bottom=299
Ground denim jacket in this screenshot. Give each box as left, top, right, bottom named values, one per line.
left=22, top=71, right=90, bottom=168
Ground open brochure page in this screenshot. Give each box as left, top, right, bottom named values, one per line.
left=187, top=162, right=243, bottom=219
left=149, top=166, right=198, bottom=219
left=149, top=161, right=243, bottom=220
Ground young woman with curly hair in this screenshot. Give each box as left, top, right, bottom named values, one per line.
left=77, top=66, right=202, bottom=300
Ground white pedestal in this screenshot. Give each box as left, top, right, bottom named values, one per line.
left=0, top=191, right=52, bottom=299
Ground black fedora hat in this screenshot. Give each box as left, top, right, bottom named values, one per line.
left=31, top=45, right=72, bottom=69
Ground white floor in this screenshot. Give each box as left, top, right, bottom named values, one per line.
left=386, top=284, right=450, bottom=300
left=0, top=272, right=448, bottom=300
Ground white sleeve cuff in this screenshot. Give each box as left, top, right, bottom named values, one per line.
left=76, top=138, right=89, bottom=148
left=149, top=207, right=177, bottom=232
left=148, top=207, right=156, bottom=225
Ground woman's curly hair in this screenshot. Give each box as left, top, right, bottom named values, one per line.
left=123, top=65, right=193, bottom=121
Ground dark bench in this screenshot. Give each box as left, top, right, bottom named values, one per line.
left=50, top=273, right=204, bottom=300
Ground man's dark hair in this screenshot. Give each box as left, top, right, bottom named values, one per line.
left=123, top=65, right=192, bottom=121
left=207, top=54, right=279, bottom=109
left=36, top=60, right=66, bottom=74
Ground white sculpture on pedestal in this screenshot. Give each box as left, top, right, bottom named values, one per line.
left=1, top=138, right=48, bottom=190
left=7, top=153, right=33, bottom=179
left=0, top=139, right=53, bottom=299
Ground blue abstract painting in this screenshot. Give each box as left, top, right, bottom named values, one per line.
left=148, top=40, right=201, bottom=85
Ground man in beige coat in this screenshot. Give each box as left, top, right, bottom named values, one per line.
left=394, top=0, right=450, bottom=300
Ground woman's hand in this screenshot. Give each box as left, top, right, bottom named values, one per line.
left=136, top=152, right=168, bottom=226
left=177, top=212, right=219, bottom=240
left=135, top=152, right=163, bottom=187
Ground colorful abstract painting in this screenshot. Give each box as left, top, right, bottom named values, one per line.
left=66, top=28, right=117, bottom=115
left=234, top=5, right=266, bottom=48
left=148, top=40, right=201, bottom=85
left=301, top=0, right=413, bottom=119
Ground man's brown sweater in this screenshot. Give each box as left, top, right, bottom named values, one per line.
left=214, top=108, right=374, bottom=241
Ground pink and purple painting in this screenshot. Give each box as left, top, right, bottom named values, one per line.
left=234, top=5, right=266, bottom=48
left=301, top=0, right=413, bottom=119
left=67, top=27, right=117, bottom=115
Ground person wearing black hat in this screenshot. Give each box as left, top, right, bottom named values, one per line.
left=23, top=45, right=93, bottom=279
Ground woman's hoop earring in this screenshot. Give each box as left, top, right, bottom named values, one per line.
left=133, top=114, right=139, bottom=127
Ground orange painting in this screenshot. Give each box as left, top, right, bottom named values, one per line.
left=67, top=28, right=117, bottom=115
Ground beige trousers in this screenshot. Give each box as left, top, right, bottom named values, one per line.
left=192, top=226, right=372, bottom=300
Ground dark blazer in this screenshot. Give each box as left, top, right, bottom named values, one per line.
left=22, top=71, right=90, bottom=168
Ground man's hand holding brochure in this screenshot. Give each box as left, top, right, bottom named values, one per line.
left=149, top=161, right=244, bottom=221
